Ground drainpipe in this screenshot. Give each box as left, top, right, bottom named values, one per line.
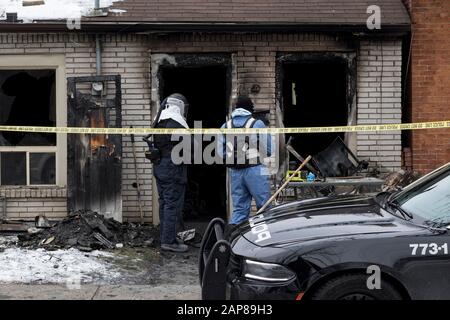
left=95, top=0, right=101, bottom=75
left=95, top=35, right=102, bottom=75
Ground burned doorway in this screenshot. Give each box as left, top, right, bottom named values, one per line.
left=67, top=75, right=122, bottom=221
left=278, top=53, right=356, bottom=158
left=157, top=55, right=231, bottom=221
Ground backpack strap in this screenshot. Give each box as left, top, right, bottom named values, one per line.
left=245, top=117, right=257, bottom=129
left=228, top=116, right=254, bottom=129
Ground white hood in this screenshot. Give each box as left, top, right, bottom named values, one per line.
left=158, top=104, right=189, bottom=129
left=231, top=108, right=252, bottom=118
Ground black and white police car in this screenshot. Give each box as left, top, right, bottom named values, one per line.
left=199, top=162, right=450, bottom=300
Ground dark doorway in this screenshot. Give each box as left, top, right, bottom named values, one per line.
left=282, top=61, right=348, bottom=157
left=160, top=65, right=228, bottom=220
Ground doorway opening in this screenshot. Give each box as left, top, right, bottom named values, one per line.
left=281, top=60, right=348, bottom=157
left=160, top=65, right=228, bottom=221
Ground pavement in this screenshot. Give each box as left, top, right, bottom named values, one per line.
left=0, top=219, right=210, bottom=300
left=0, top=235, right=202, bottom=300
left=0, top=284, right=200, bottom=300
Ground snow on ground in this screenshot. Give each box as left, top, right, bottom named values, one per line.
left=0, top=236, right=122, bottom=285
left=0, top=0, right=125, bottom=22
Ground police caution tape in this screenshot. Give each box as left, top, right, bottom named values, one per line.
left=0, top=120, right=448, bottom=135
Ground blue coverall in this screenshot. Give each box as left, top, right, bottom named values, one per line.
left=218, top=108, right=272, bottom=225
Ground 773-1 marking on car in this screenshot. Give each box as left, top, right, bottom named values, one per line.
left=409, top=243, right=449, bottom=256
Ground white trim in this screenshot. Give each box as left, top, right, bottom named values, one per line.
left=0, top=54, right=67, bottom=187
left=0, top=147, right=57, bottom=152
left=26, top=151, right=30, bottom=186
left=0, top=149, right=57, bottom=186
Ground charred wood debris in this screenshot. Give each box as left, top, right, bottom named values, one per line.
left=17, top=211, right=158, bottom=252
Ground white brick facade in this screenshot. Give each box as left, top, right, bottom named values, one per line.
left=0, top=32, right=403, bottom=223
left=357, top=39, right=403, bottom=172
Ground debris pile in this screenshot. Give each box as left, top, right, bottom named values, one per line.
left=382, top=169, right=419, bottom=191
left=18, top=211, right=158, bottom=251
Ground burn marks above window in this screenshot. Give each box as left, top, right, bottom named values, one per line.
left=0, top=69, right=56, bottom=146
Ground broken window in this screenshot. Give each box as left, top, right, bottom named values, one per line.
left=0, top=69, right=57, bottom=186
left=282, top=60, right=348, bottom=156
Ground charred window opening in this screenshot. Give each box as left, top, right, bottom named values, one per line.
left=0, top=69, right=57, bottom=186
left=278, top=53, right=355, bottom=158
left=159, top=63, right=229, bottom=220
left=0, top=70, right=56, bottom=146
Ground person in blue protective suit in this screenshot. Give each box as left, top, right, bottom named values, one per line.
left=218, top=95, right=272, bottom=225
left=153, top=93, right=190, bottom=252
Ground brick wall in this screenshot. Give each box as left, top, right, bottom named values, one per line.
left=402, top=0, right=412, bottom=12
left=101, top=35, right=153, bottom=223
left=0, top=33, right=153, bottom=222
left=409, top=0, right=450, bottom=173
left=152, top=33, right=403, bottom=172
left=150, top=33, right=353, bottom=115
left=356, top=39, right=403, bottom=172
left=0, top=187, right=66, bottom=220
left=0, top=31, right=405, bottom=222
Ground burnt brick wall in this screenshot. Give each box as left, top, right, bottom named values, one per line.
left=0, top=31, right=405, bottom=222
left=151, top=33, right=403, bottom=173
left=0, top=33, right=152, bottom=222
left=409, top=0, right=450, bottom=173
left=150, top=33, right=353, bottom=115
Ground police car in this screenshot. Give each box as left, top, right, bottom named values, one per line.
left=199, top=162, right=450, bottom=300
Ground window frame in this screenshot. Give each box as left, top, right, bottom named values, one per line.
left=0, top=55, right=67, bottom=187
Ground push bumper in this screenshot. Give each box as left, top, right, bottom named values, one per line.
left=226, top=277, right=301, bottom=300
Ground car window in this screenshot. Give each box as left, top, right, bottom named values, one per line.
left=395, top=171, right=450, bottom=222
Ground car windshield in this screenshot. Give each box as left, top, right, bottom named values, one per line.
left=392, top=163, right=450, bottom=223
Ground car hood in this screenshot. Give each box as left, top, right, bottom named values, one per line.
left=238, top=195, right=418, bottom=247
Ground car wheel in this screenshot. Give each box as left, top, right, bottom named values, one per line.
left=311, top=273, right=403, bottom=300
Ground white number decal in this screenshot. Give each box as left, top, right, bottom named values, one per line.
left=419, top=243, right=428, bottom=255
left=410, top=244, right=418, bottom=255
left=429, top=243, right=439, bottom=255
left=410, top=243, right=449, bottom=256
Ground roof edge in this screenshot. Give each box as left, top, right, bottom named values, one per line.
left=0, top=22, right=411, bottom=34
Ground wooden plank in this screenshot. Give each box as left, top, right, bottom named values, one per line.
left=0, top=223, right=28, bottom=232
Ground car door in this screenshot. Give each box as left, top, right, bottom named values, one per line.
left=392, top=165, right=450, bottom=299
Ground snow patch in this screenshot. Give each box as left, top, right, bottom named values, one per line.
left=108, top=8, right=126, bottom=14
left=0, top=0, right=125, bottom=23
left=0, top=246, right=122, bottom=284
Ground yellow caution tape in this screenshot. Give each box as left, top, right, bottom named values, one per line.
left=0, top=120, right=448, bottom=135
